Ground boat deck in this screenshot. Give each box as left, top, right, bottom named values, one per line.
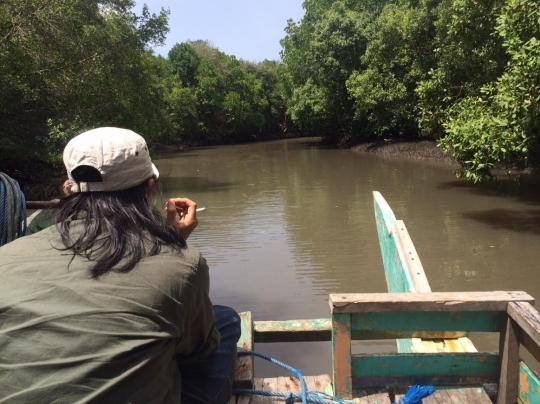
left=230, top=375, right=493, bottom=404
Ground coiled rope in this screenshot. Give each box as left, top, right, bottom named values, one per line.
left=232, top=350, right=434, bottom=404
left=0, top=172, right=27, bottom=246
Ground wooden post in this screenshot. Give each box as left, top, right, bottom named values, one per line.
left=234, top=311, right=254, bottom=388
left=332, top=313, right=352, bottom=399
left=497, top=315, right=521, bottom=404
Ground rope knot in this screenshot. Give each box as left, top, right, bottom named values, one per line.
left=284, top=392, right=295, bottom=404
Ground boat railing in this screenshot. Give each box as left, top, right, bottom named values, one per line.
left=233, top=192, right=540, bottom=403
left=329, top=290, right=539, bottom=403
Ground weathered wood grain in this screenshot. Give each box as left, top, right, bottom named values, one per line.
left=394, top=220, right=432, bottom=293
left=508, top=301, right=540, bottom=364
left=253, top=319, right=331, bottom=343
left=252, top=317, right=471, bottom=341
left=332, top=313, right=352, bottom=399
left=231, top=375, right=332, bottom=404
left=330, top=291, right=534, bottom=313
left=497, top=316, right=521, bottom=404
left=353, top=386, right=493, bottom=403
left=235, top=311, right=254, bottom=389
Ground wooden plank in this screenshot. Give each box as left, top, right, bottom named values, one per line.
left=394, top=220, right=432, bottom=293
left=252, top=378, right=276, bottom=404
left=232, top=375, right=332, bottom=404
left=332, top=313, right=352, bottom=399
left=351, top=352, right=499, bottom=382
left=352, top=311, right=503, bottom=333
left=354, top=386, right=492, bottom=403
left=518, top=361, right=540, bottom=404
left=373, top=192, right=414, bottom=294
left=26, top=200, right=60, bottom=209
left=438, top=387, right=492, bottom=404
left=497, top=315, right=521, bottom=404
left=253, top=319, right=331, bottom=343
left=235, top=311, right=254, bottom=389
left=330, top=291, right=534, bottom=313
left=251, top=317, right=469, bottom=342
left=508, top=301, right=540, bottom=364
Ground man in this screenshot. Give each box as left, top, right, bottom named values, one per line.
left=0, top=127, right=240, bottom=403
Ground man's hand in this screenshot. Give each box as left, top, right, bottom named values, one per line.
left=166, top=198, right=199, bottom=241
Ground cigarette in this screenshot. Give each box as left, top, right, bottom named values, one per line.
left=196, top=207, right=206, bottom=212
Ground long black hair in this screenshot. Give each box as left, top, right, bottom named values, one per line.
left=56, top=166, right=185, bottom=279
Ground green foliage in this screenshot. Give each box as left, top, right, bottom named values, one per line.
left=168, top=42, right=200, bottom=86
left=440, top=0, right=540, bottom=182
left=347, top=0, right=438, bottom=137
left=43, top=118, right=90, bottom=164
left=162, top=41, right=284, bottom=144
left=416, top=0, right=508, bottom=137
left=280, top=0, right=540, bottom=181
left=1, top=2, right=288, bottom=166
left=0, top=0, right=169, bottom=161
left=281, top=1, right=372, bottom=140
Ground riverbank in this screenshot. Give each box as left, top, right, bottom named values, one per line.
left=351, top=139, right=457, bottom=165
left=1, top=132, right=301, bottom=201
left=3, top=137, right=454, bottom=201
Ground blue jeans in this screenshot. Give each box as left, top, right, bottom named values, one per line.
left=181, top=306, right=241, bottom=404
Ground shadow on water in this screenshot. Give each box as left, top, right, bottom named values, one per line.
left=462, top=209, right=540, bottom=235
left=294, top=139, right=337, bottom=150
left=438, top=176, right=540, bottom=206
left=155, top=146, right=218, bottom=160
left=160, top=176, right=239, bottom=194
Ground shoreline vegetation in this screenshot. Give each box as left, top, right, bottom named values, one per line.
left=3, top=137, right=456, bottom=201
left=2, top=0, right=539, bottom=198
left=4, top=136, right=538, bottom=202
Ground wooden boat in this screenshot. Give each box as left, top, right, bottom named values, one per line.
left=26, top=193, right=540, bottom=403
left=228, top=192, right=540, bottom=404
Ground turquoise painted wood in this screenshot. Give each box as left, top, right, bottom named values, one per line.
left=351, top=352, right=499, bottom=388
left=373, top=191, right=413, bottom=295
left=374, top=191, right=417, bottom=353
left=519, top=361, right=540, bottom=404
left=351, top=311, right=503, bottom=334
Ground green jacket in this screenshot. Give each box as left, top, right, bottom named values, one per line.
left=0, top=221, right=219, bottom=403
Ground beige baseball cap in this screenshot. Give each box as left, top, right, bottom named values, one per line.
left=63, top=127, right=159, bottom=193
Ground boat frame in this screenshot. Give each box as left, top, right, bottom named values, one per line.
left=230, top=192, right=540, bottom=404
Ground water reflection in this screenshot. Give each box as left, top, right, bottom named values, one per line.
left=156, top=138, right=540, bottom=377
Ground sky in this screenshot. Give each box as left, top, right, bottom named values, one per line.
left=134, top=0, right=306, bottom=63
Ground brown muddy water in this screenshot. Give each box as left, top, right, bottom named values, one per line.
left=156, top=137, right=540, bottom=377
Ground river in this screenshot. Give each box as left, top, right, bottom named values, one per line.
left=156, top=137, right=540, bottom=377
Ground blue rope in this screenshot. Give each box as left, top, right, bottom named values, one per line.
left=232, top=350, right=434, bottom=404
left=0, top=172, right=27, bottom=246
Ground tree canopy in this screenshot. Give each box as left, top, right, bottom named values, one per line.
left=280, top=0, right=540, bottom=180
left=1, top=1, right=288, bottom=165
left=3, top=0, right=539, bottom=183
